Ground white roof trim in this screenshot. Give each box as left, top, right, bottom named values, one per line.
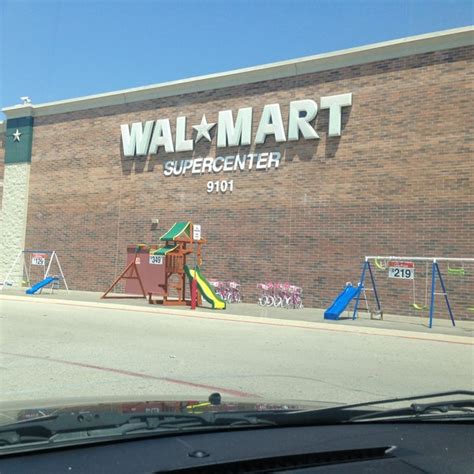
left=2, top=26, right=473, bottom=119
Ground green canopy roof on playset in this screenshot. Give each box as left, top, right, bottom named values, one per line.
left=150, top=244, right=178, bottom=256
left=160, top=222, right=192, bottom=241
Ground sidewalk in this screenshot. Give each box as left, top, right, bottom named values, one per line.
left=1, top=288, right=472, bottom=339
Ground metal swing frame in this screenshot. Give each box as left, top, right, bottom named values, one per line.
left=354, top=256, right=474, bottom=329
left=0, top=249, right=69, bottom=293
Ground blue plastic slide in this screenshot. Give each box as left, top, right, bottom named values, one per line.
left=26, top=276, right=58, bottom=295
left=324, top=284, right=362, bottom=320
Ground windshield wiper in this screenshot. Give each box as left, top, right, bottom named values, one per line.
left=0, top=412, right=198, bottom=446
left=0, top=410, right=276, bottom=448
left=251, top=390, right=474, bottom=426
left=348, top=399, right=474, bottom=422
left=0, top=391, right=276, bottom=449
left=2, top=390, right=472, bottom=449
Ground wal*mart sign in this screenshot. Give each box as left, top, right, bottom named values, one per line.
left=121, top=94, right=352, bottom=157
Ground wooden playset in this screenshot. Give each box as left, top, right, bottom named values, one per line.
left=149, top=221, right=204, bottom=306
left=101, top=222, right=226, bottom=309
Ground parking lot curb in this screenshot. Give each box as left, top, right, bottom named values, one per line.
left=1, top=294, right=472, bottom=346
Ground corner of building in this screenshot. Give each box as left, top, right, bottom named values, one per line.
left=0, top=111, right=34, bottom=285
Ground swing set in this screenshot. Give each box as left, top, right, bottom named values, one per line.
left=354, top=256, right=474, bottom=328
left=0, top=249, right=69, bottom=293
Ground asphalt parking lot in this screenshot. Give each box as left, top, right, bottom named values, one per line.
left=1, top=293, right=472, bottom=408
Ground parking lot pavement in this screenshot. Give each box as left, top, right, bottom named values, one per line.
left=1, top=297, right=472, bottom=407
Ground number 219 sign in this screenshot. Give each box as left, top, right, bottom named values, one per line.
left=388, top=261, right=414, bottom=279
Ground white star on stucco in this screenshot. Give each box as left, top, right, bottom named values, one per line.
left=193, top=115, right=216, bottom=143
left=13, top=129, right=22, bottom=142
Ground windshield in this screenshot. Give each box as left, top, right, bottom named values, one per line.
left=0, top=0, right=473, bottom=445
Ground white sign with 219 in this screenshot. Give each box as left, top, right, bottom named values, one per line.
left=388, top=261, right=414, bottom=279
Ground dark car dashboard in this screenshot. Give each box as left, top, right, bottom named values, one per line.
left=0, top=421, right=472, bottom=473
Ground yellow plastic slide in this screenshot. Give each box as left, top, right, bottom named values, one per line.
left=184, top=265, right=226, bottom=310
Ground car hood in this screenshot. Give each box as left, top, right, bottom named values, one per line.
left=0, top=394, right=340, bottom=426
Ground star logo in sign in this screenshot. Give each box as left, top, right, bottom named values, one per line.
left=193, top=115, right=216, bottom=143
left=12, top=129, right=22, bottom=142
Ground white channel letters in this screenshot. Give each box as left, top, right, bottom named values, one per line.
left=217, top=107, right=252, bottom=147
left=121, top=94, right=352, bottom=191
left=121, top=93, right=352, bottom=158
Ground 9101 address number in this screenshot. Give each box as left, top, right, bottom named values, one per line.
left=207, top=180, right=234, bottom=194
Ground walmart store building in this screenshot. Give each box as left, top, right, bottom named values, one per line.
left=0, top=27, right=473, bottom=317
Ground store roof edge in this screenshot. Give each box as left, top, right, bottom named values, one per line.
left=2, top=26, right=473, bottom=119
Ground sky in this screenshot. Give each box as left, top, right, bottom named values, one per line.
left=0, top=0, right=472, bottom=117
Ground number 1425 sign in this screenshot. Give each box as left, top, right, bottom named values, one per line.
left=388, top=261, right=414, bottom=279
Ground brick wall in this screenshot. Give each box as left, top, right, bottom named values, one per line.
left=23, top=45, right=474, bottom=318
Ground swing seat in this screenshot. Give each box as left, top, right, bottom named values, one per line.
left=374, top=258, right=386, bottom=270
left=447, top=267, right=465, bottom=276
left=412, top=303, right=428, bottom=310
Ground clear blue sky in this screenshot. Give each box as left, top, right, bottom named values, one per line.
left=0, top=0, right=472, bottom=116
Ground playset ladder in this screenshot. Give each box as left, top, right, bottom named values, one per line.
left=158, top=268, right=187, bottom=305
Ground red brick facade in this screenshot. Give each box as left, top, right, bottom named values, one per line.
left=22, top=45, right=474, bottom=318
